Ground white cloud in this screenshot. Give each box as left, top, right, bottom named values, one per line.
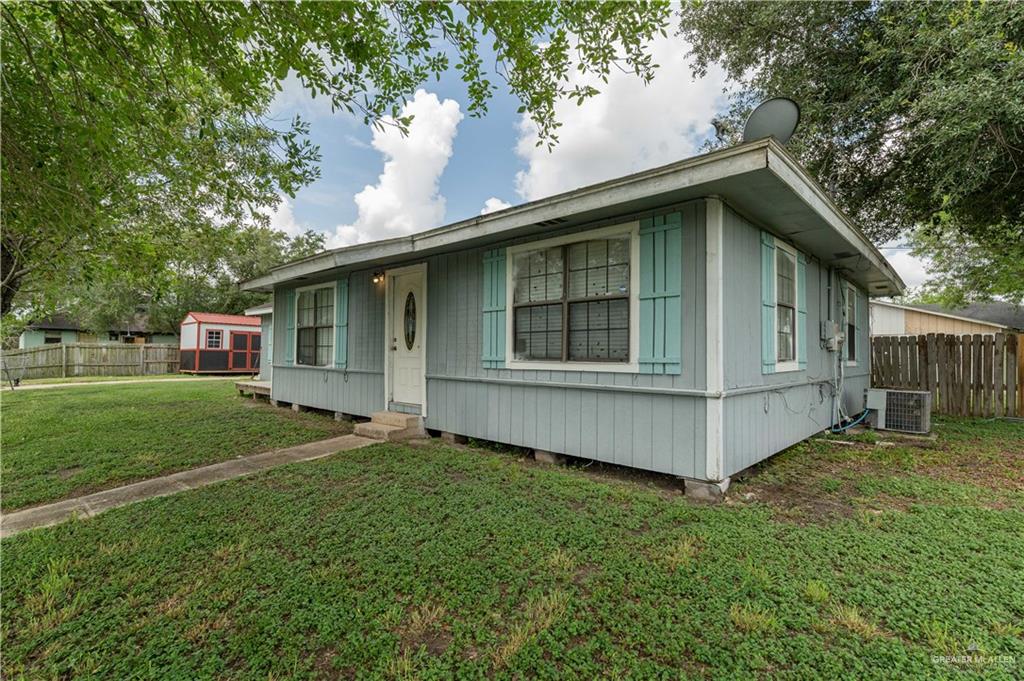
left=514, top=36, right=728, bottom=201
left=328, top=90, right=463, bottom=247
left=268, top=72, right=341, bottom=123
left=881, top=245, right=931, bottom=290
left=480, top=197, right=512, bottom=215
left=264, top=194, right=307, bottom=238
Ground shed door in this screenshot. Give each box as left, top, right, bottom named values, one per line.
left=229, top=332, right=258, bottom=371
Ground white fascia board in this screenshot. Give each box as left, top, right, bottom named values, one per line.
left=765, top=141, right=905, bottom=296
left=244, top=303, right=274, bottom=317
left=240, top=141, right=772, bottom=291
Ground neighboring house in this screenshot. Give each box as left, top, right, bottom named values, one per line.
left=17, top=314, right=178, bottom=349
left=240, top=138, right=904, bottom=494
left=244, top=302, right=274, bottom=383
left=870, top=300, right=1023, bottom=337
left=179, top=312, right=261, bottom=374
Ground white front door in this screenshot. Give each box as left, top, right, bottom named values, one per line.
left=389, top=266, right=425, bottom=407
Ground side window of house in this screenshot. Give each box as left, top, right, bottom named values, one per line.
left=775, top=245, right=797, bottom=363
left=512, top=235, right=630, bottom=362
left=846, top=283, right=857, bottom=362
left=206, top=329, right=222, bottom=349
left=297, top=286, right=334, bottom=366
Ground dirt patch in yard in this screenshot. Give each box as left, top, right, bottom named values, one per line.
left=730, top=421, right=1024, bottom=523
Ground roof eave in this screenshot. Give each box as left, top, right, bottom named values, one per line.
left=240, top=138, right=905, bottom=297
left=239, top=140, right=773, bottom=291
left=763, top=140, right=905, bottom=296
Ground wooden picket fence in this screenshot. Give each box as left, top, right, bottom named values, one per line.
left=871, top=333, right=1021, bottom=417
left=1, top=343, right=179, bottom=381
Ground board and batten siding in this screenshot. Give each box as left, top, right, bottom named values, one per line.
left=720, top=206, right=869, bottom=478
left=264, top=199, right=872, bottom=483
left=270, top=269, right=386, bottom=416
left=423, top=200, right=709, bottom=479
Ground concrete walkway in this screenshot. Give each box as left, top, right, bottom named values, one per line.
left=1, top=434, right=376, bottom=538
left=3, top=376, right=242, bottom=391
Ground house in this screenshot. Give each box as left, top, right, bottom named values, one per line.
left=17, top=314, right=178, bottom=349
left=870, top=300, right=1023, bottom=336
left=243, top=302, right=274, bottom=383
left=240, top=139, right=904, bottom=496
left=178, top=312, right=261, bottom=374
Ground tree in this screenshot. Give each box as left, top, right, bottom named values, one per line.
left=2, top=1, right=672, bottom=316
left=679, top=1, right=1024, bottom=302
left=67, top=227, right=326, bottom=338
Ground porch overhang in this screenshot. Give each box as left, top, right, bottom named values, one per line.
left=240, top=138, right=904, bottom=297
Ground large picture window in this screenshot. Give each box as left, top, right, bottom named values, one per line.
left=296, top=286, right=334, bottom=366
left=775, top=244, right=797, bottom=364
left=512, top=233, right=631, bottom=363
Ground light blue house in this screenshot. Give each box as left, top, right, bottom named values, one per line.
left=241, top=139, right=903, bottom=496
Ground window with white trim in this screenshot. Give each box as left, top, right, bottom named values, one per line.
left=845, top=282, right=857, bottom=363
left=775, top=243, right=797, bottom=364
left=206, top=329, right=222, bottom=349
left=296, top=285, right=334, bottom=366
left=512, top=234, right=631, bottom=362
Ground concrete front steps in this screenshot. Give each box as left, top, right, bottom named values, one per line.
left=354, top=411, right=425, bottom=441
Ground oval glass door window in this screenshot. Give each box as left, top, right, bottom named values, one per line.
left=404, top=291, right=416, bottom=350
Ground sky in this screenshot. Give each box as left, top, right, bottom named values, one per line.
left=265, top=34, right=928, bottom=290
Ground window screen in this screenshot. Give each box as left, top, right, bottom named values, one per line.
left=297, top=287, right=334, bottom=366
left=512, top=235, right=630, bottom=363
left=775, top=248, right=796, bottom=363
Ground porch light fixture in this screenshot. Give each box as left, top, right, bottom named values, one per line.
left=371, top=271, right=385, bottom=284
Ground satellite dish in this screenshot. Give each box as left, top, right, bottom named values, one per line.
left=742, top=98, right=800, bottom=145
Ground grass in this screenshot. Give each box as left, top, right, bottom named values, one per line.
left=2, top=416, right=1023, bottom=678
left=0, top=381, right=349, bottom=511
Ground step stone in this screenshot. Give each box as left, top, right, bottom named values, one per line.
left=369, top=410, right=422, bottom=429
left=354, top=418, right=424, bottom=441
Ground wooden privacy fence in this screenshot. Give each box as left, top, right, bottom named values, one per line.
left=1, top=343, right=179, bottom=381
left=871, top=333, right=1021, bottom=417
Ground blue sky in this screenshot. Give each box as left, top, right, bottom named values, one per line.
left=266, top=35, right=927, bottom=288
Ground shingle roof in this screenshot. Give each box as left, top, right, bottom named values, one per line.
left=907, top=302, right=1024, bottom=331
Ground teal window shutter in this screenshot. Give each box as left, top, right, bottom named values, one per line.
left=797, top=253, right=808, bottom=370
left=760, top=231, right=776, bottom=374
left=639, top=212, right=682, bottom=374
left=284, top=289, right=295, bottom=366
left=335, top=277, right=349, bottom=368
left=482, top=249, right=506, bottom=368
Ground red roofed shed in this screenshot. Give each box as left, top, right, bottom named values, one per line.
left=179, top=311, right=261, bottom=373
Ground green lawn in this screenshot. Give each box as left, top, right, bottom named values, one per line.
left=3, top=417, right=1022, bottom=679
left=0, top=381, right=349, bottom=511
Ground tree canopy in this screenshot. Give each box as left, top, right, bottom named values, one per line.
left=680, top=0, right=1024, bottom=303
left=2, top=1, right=671, bottom=319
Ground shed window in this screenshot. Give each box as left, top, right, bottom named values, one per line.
left=512, top=235, right=630, bottom=362
left=43, top=332, right=62, bottom=344
left=206, top=329, right=222, bottom=349
left=775, top=245, right=797, bottom=363
left=296, top=286, right=334, bottom=366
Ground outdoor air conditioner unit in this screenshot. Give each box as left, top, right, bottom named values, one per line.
left=865, top=389, right=932, bottom=434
